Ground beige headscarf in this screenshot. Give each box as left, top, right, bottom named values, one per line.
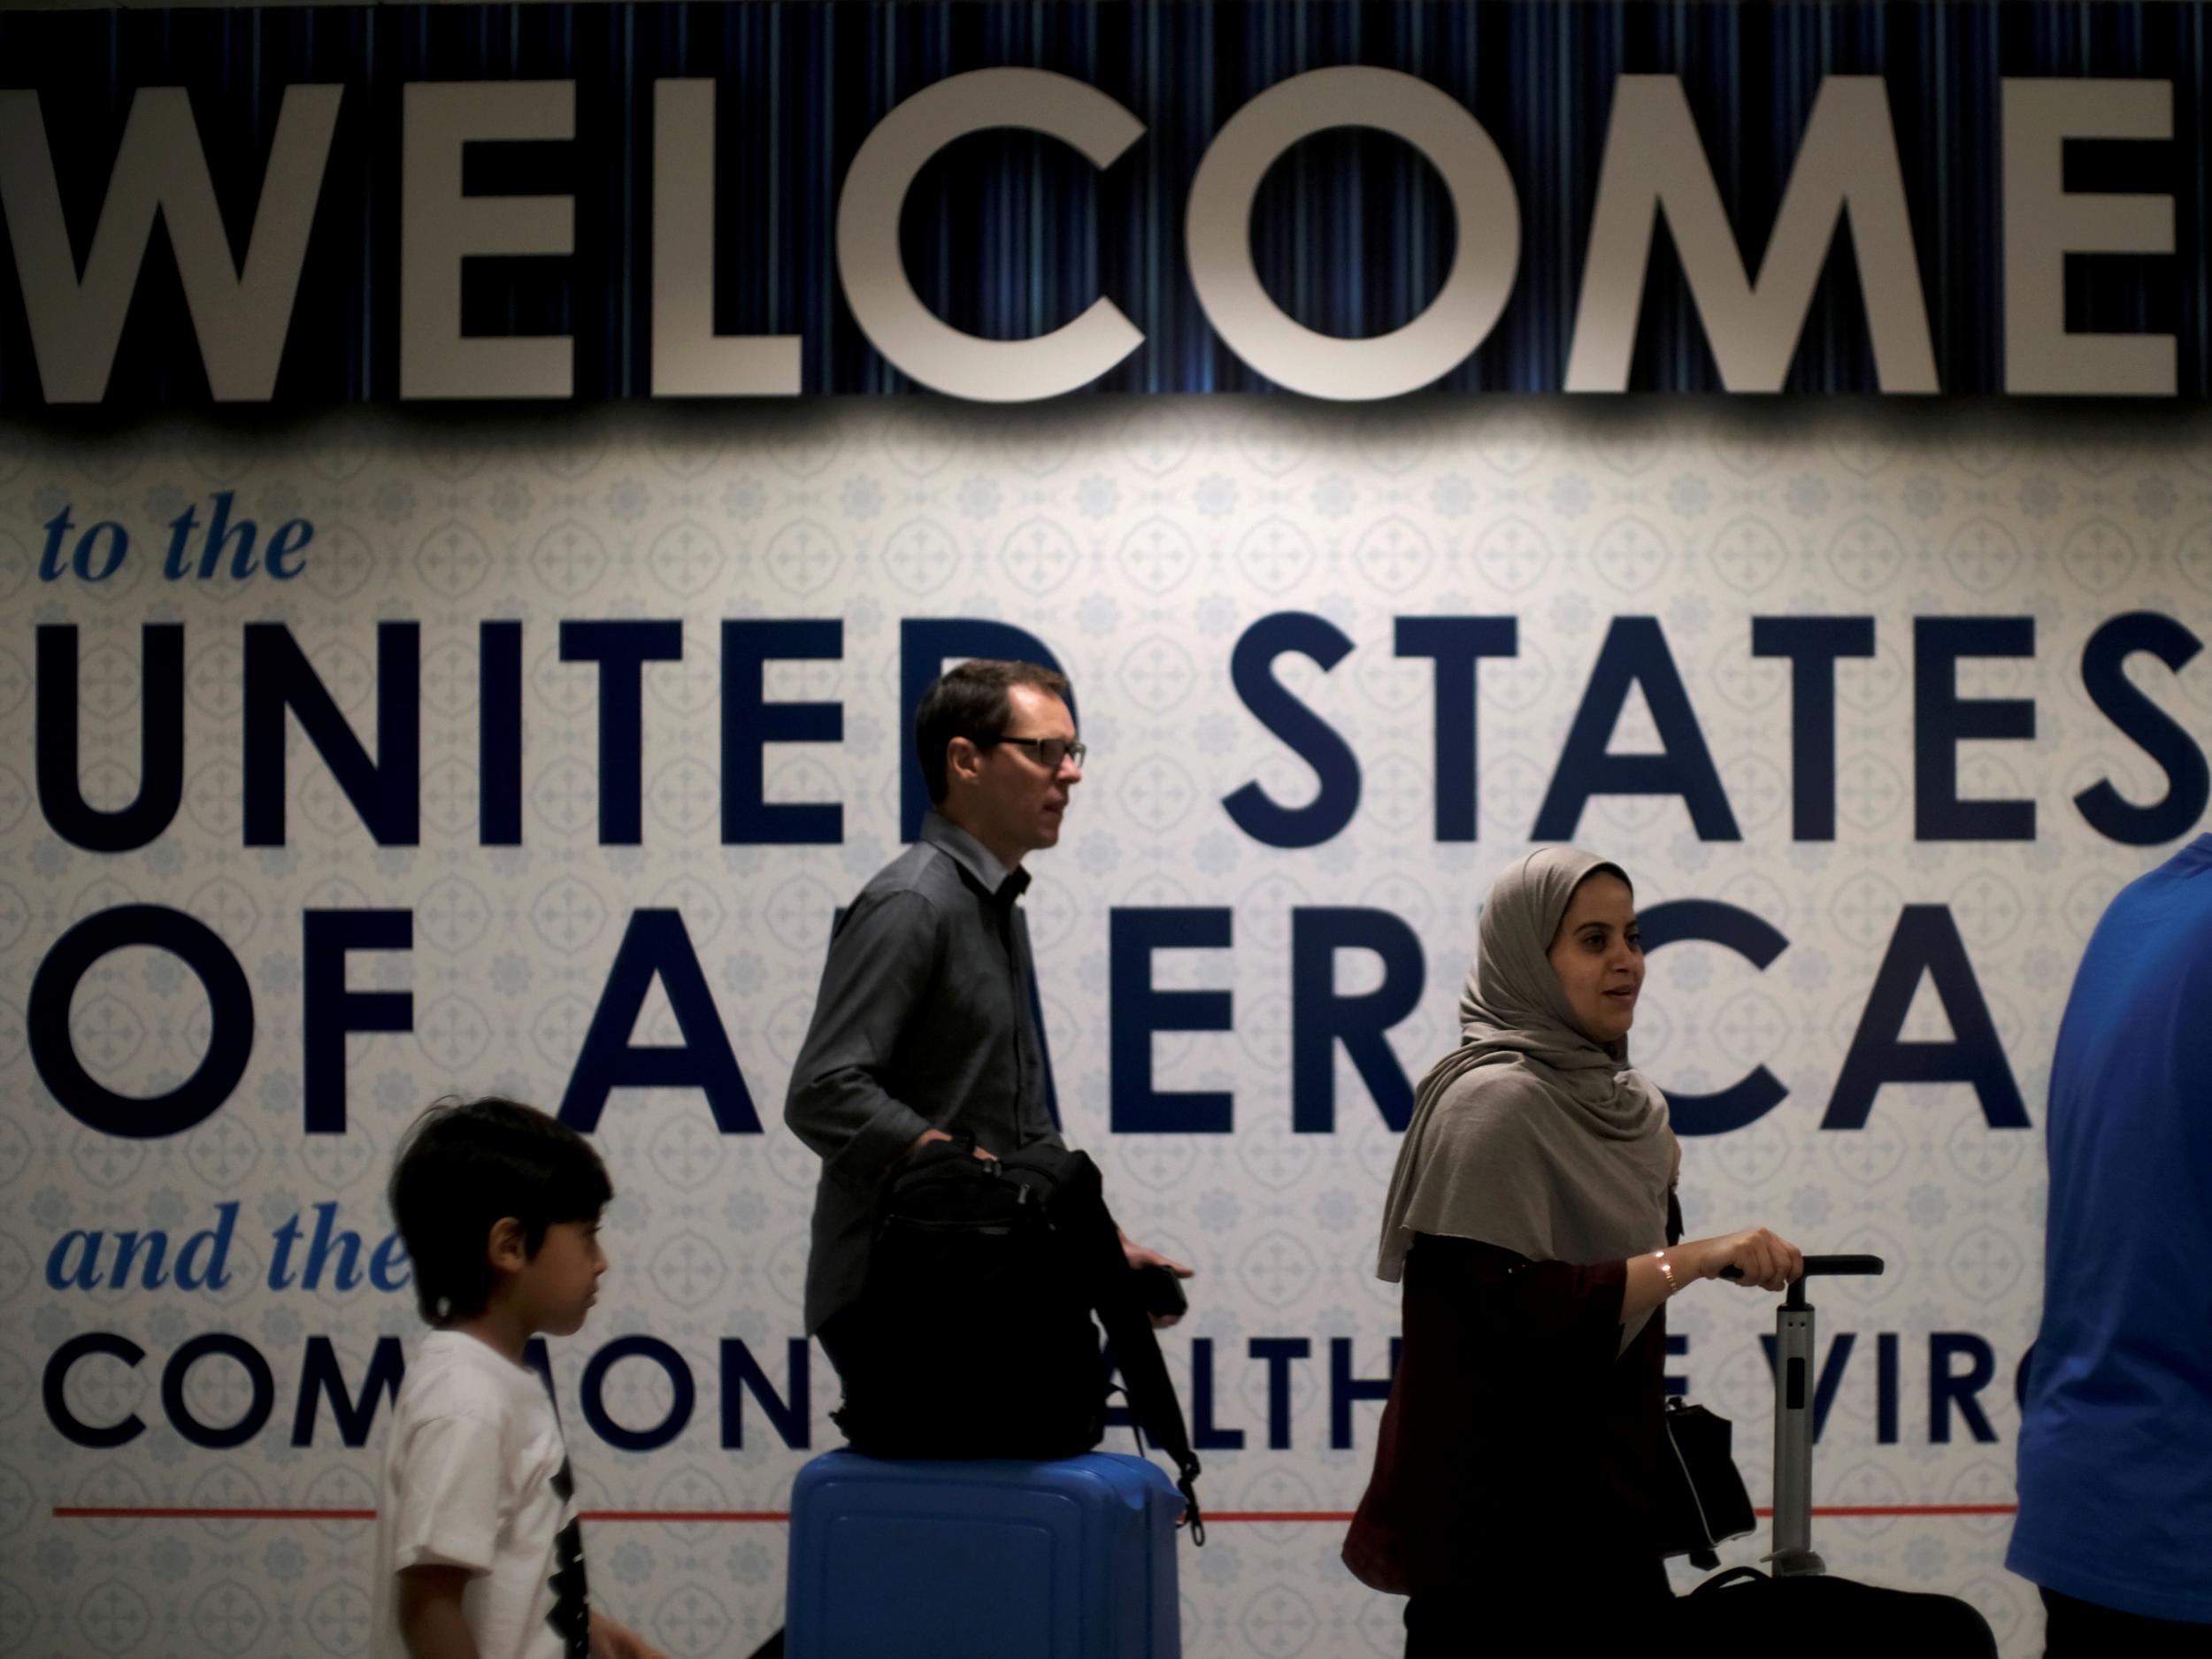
left=1376, top=847, right=1674, bottom=1333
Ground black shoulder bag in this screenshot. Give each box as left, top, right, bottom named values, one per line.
left=1655, top=1397, right=1756, bottom=1570
left=1649, top=1190, right=1753, bottom=1571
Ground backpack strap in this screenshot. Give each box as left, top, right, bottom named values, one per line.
left=1030, top=1149, right=1207, bottom=1544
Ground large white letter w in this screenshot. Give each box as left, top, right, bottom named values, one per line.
left=0, top=85, right=341, bottom=403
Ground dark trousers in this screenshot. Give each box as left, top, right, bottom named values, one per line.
left=1405, top=1555, right=1671, bottom=1656
left=2043, top=1586, right=2212, bottom=1657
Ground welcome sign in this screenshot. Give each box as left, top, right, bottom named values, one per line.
left=3, top=1, right=2212, bottom=404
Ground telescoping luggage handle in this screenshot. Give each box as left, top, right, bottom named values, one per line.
left=1721, top=1254, right=1886, bottom=1578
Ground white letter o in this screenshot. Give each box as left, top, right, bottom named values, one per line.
left=1187, top=67, right=1520, bottom=400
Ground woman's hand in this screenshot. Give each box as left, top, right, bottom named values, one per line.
left=1624, top=1228, right=1801, bottom=1321
left=1685, top=1228, right=1803, bottom=1292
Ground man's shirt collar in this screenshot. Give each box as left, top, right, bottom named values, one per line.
left=921, top=810, right=1031, bottom=903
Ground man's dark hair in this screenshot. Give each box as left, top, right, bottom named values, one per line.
left=914, top=659, right=1074, bottom=804
left=388, top=1096, right=612, bottom=1324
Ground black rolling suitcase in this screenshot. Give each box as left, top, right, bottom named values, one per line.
left=1675, top=1256, right=2001, bottom=1658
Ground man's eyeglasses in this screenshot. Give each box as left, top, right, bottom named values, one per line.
left=976, top=734, right=1087, bottom=772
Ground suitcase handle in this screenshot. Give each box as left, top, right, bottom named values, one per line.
left=1720, top=1254, right=1886, bottom=1313
left=1798, top=1253, right=1885, bottom=1277
left=1717, top=1254, right=1886, bottom=1283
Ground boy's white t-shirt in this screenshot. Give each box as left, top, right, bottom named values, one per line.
left=372, top=1331, right=590, bottom=1659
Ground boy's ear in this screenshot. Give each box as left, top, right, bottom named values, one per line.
left=486, top=1216, right=528, bottom=1274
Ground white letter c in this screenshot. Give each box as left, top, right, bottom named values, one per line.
left=836, top=68, right=1145, bottom=402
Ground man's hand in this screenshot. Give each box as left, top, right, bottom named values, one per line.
left=589, top=1611, right=669, bottom=1659
left=1120, top=1235, right=1195, bottom=1327
left=907, top=1127, right=995, bottom=1161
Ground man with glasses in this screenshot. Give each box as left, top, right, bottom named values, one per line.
left=785, top=659, right=1191, bottom=1386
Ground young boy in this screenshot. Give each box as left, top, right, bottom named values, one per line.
left=372, top=1098, right=663, bottom=1659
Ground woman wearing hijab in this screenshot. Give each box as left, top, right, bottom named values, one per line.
left=1343, top=847, right=1802, bottom=1653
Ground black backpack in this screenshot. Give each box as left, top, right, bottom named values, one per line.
left=833, top=1137, right=1205, bottom=1540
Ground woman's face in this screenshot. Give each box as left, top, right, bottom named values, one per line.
left=1546, top=872, right=1644, bottom=1044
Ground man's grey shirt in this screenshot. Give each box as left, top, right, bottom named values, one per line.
left=784, top=812, right=1064, bottom=1333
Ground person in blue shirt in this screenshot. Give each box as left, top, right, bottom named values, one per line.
left=2008, top=834, right=2212, bottom=1655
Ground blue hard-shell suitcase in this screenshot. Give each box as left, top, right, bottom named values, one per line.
left=786, top=1451, right=1185, bottom=1659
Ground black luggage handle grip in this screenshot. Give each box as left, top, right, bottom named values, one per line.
left=1717, top=1253, right=1886, bottom=1280
left=1799, top=1254, right=1885, bottom=1277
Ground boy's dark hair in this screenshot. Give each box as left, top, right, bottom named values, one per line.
left=915, top=659, right=1074, bottom=804
left=388, top=1096, right=612, bottom=1324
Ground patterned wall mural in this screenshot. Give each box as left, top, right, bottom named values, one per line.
left=5, top=396, right=2210, bottom=1658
